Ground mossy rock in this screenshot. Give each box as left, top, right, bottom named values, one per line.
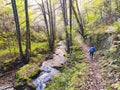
left=16, top=63, right=40, bottom=81
left=14, top=81, right=36, bottom=90
left=0, top=57, right=19, bottom=72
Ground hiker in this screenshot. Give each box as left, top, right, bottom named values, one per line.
left=89, top=46, right=95, bottom=60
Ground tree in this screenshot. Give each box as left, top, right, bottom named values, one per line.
left=24, top=0, right=31, bottom=63
left=60, top=0, right=71, bottom=53
left=41, top=0, right=56, bottom=51
left=71, top=0, right=85, bottom=38
left=69, top=0, right=73, bottom=52
left=11, top=0, right=24, bottom=61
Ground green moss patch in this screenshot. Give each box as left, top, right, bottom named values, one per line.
left=46, top=40, right=88, bottom=90
left=32, top=42, right=49, bottom=54
left=16, top=63, right=40, bottom=81
left=45, top=62, right=88, bottom=90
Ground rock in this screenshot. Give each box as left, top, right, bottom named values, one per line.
left=0, top=85, right=14, bottom=90
left=33, top=41, right=67, bottom=90
left=15, top=63, right=40, bottom=82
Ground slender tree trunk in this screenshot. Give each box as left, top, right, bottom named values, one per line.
left=46, top=0, right=53, bottom=50
left=41, top=0, right=56, bottom=51
left=11, top=0, right=24, bottom=61
left=76, top=0, right=85, bottom=30
left=53, top=3, right=56, bottom=41
left=71, top=2, right=85, bottom=38
left=61, top=0, right=70, bottom=53
left=24, top=0, right=31, bottom=63
left=52, top=1, right=56, bottom=50
left=69, top=0, right=73, bottom=52
left=41, top=0, right=50, bottom=49
left=49, top=0, right=55, bottom=51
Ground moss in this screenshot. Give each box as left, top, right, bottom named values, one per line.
left=32, top=42, right=49, bottom=54
left=30, top=54, right=44, bottom=63
left=16, top=63, right=40, bottom=82
left=45, top=62, right=88, bottom=90
left=45, top=41, right=88, bottom=90
left=30, top=31, right=47, bottom=42
left=0, top=57, right=18, bottom=72
left=14, top=81, right=36, bottom=90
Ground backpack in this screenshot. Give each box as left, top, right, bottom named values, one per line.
left=89, top=47, right=95, bottom=53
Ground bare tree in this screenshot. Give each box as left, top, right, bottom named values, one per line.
left=24, top=0, right=31, bottom=63
left=60, top=0, right=71, bottom=53
left=69, top=0, right=73, bottom=52
left=41, top=0, right=56, bottom=51
left=11, top=0, right=24, bottom=61
left=71, top=1, right=85, bottom=38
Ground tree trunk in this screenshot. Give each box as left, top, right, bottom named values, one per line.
left=76, top=0, right=85, bottom=30
left=11, top=0, right=24, bottom=61
left=71, top=2, right=85, bottom=38
left=41, top=0, right=50, bottom=49
left=41, top=0, right=56, bottom=51
left=61, top=0, right=70, bottom=53
left=24, top=0, right=31, bottom=63
left=69, top=0, right=73, bottom=52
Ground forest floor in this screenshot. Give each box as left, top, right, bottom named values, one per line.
left=0, top=38, right=119, bottom=90
left=75, top=36, right=105, bottom=90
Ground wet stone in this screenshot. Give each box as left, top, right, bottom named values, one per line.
left=33, top=41, right=67, bottom=90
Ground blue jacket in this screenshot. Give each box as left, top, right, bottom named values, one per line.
left=89, top=47, right=95, bottom=53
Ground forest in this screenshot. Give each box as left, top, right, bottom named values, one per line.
left=0, top=0, right=120, bottom=90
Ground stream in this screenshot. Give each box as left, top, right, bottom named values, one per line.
left=33, top=41, right=67, bottom=90
left=0, top=41, right=67, bottom=90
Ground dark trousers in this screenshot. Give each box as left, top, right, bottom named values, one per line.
left=90, top=52, right=94, bottom=58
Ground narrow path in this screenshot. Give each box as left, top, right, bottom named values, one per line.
left=75, top=36, right=105, bottom=90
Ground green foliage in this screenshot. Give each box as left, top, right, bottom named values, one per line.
left=2, top=0, right=34, bottom=28
left=82, top=0, right=115, bottom=33
left=71, top=40, right=84, bottom=60
left=113, top=21, right=120, bottom=32
left=31, top=30, right=47, bottom=42
left=45, top=62, right=88, bottom=90
left=51, top=0, right=57, bottom=5
left=30, top=54, right=43, bottom=63
left=31, top=42, right=49, bottom=53
left=0, top=57, right=18, bottom=72
left=16, top=0, right=34, bottom=28
left=0, top=1, right=12, bottom=14
left=113, top=82, right=120, bottom=90
left=98, top=46, right=120, bottom=90
left=46, top=40, right=88, bottom=90
left=0, top=36, right=6, bottom=46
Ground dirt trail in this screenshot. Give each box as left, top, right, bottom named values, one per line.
left=79, top=42, right=105, bottom=90
left=80, top=42, right=104, bottom=90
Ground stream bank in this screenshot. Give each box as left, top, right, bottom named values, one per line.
left=0, top=41, right=67, bottom=90
left=33, top=41, right=67, bottom=90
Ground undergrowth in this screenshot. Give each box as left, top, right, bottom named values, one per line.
left=45, top=40, right=88, bottom=90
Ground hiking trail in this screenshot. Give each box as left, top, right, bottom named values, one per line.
left=76, top=36, right=105, bottom=90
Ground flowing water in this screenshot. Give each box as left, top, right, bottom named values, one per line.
left=0, top=41, right=67, bottom=90
left=33, top=41, right=67, bottom=90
